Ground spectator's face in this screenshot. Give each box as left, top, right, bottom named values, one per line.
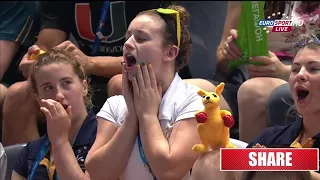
left=123, top=14, right=168, bottom=81
left=289, top=48, right=320, bottom=115
left=35, top=63, right=88, bottom=120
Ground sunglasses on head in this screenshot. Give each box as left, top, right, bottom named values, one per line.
left=146, top=8, right=181, bottom=48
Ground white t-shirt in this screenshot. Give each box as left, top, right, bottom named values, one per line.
left=97, top=73, right=204, bottom=180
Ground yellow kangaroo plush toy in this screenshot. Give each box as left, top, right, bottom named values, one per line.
left=192, top=82, right=237, bottom=153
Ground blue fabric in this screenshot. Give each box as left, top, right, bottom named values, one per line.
left=13, top=110, right=97, bottom=179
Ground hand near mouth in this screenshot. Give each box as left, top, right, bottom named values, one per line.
left=131, top=61, right=162, bottom=120
left=40, top=99, right=72, bottom=145
left=122, top=62, right=137, bottom=117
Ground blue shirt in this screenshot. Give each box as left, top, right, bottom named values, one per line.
left=247, top=118, right=320, bottom=172
left=247, top=118, right=320, bottom=148
left=13, top=110, right=97, bottom=180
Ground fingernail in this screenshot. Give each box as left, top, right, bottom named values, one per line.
left=148, top=64, right=152, bottom=68
left=141, top=61, right=146, bottom=66
left=137, top=64, right=140, bottom=69
left=132, top=73, right=136, bottom=78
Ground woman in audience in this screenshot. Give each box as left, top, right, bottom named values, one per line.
left=247, top=33, right=320, bottom=171
left=218, top=1, right=320, bottom=143
left=191, top=34, right=320, bottom=179
left=11, top=49, right=95, bottom=180
left=85, top=4, right=204, bottom=180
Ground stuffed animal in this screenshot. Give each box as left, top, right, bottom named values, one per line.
left=192, top=82, right=237, bottom=153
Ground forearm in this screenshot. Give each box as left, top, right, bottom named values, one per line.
left=216, top=48, right=234, bottom=75
left=88, top=56, right=123, bottom=77
left=52, top=141, right=89, bottom=180
left=311, top=171, right=320, bottom=180
left=139, top=115, right=174, bottom=179
left=279, top=64, right=291, bottom=81
left=86, top=116, right=138, bottom=180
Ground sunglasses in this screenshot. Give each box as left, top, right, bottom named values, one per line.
left=147, top=8, right=181, bottom=48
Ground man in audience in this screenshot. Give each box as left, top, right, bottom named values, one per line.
left=190, top=150, right=242, bottom=180
left=0, top=1, right=40, bottom=141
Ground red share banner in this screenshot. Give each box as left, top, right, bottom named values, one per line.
left=220, top=148, right=319, bottom=171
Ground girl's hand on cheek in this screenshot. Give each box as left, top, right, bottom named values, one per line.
left=122, top=63, right=137, bottom=117
left=132, top=62, right=162, bottom=120
left=40, top=99, right=72, bottom=145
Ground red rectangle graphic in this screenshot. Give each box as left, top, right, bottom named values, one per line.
left=220, top=148, right=319, bottom=171
left=272, top=26, right=292, bottom=32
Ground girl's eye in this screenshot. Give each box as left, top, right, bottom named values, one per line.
left=62, top=80, right=72, bottom=87
left=291, top=68, right=299, bottom=73
left=44, top=86, right=53, bottom=91
left=135, top=36, right=147, bottom=43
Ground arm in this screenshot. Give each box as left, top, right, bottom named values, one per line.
left=51, top=141, right=89, bottom=180
left=279, top=64, right=291, bottom=81
left=85, top=96, right=139, bottom=180
left=216, top=1, right=241, bottom=75
left=139, top=116, right=201, bottom=180
left=311, top=171, right=320, bottom=180
left=87, top=56, right=123, bottom=77
left=86, top=116, right=138, bottom=180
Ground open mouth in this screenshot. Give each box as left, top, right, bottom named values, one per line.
left=125, top=54, right=137, bottom=67
left=296, top=87, right=309, bottom=101
left=62, top=104, right=69, bottom=110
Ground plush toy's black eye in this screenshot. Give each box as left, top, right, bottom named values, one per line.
left=203, top=96, right=206, bottom=98
left=212, top=94, right=217, bottom=97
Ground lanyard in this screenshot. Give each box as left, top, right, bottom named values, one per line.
left=137, top=131, right=157, bottom=180
left=91, top=1, right=110, bottom=56
left=28, top=131, right=79, bottom=180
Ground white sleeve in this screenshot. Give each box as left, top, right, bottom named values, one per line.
left=175, top=87, right=204, bottom=122
left=96, top=95, right=126, bottom=127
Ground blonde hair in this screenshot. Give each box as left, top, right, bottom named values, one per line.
left=29, top=49, right=93, bottom=108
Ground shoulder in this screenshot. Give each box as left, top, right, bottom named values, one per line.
left=23, top=136, right=48, bottom=158
left=99, top=95, right=126, bottom=113
left=176, top=82, right=203, bottom=108
left=97, top=95, right=127, bottom=126
left=169, top=81, right=203, bottom=121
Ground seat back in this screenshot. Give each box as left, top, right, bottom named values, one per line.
left=0, top=143, right=7, bottom=180
left=4, top=144, right=26, bottom=180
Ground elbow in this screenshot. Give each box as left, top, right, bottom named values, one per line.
left=85, top=156, right=102, bottom=180
left=154, top=164, right=187, bottom=180
left=85, top=155, right=120, bottom=180
left=156, top=171, right=185, bottom=180
left=85, top=157, right=96, bottom=179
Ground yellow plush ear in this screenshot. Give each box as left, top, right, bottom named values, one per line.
left=215, top=82, right=225, bottom=96
left=197, top=89, right=207, bottom=97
